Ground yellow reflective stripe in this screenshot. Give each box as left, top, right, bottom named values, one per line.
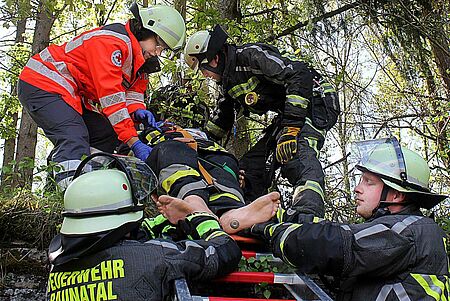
left=228, top=76, right=260, bottom=98
left=203, top=142, right=227, bottom=152
left=430, top=275, right=447, bottom=301
left=161, top=169, right=201, bottom=192
left=293, top=180, right=324, bottom=201
left=305, top=137, right=319, bottom=157
left=411, top=274, right=443, bottom=301
left=445, top=276, right=450, bottom=299
left=268, top=223, right=284, bottom=237
left=205, top=230, right=227, bottom=241
left=162, top=224, right=175, bottom=234
left=305, top=117, right=327, bottom=138
left=196, top=219, right=221, bottom=237
left=279, top=224, right=301, bottom=267
left=286, top=94, right=309, bottom=109
left=209, top=192, right=241, bottom=203
left=276, top=208, right=285, bottom=222
left=312, top=216, right=323, bottom=223
left=444, top=238, right=449, bottom=273
left=320, top=82, right=336, bottom=93
left=144, top=130, right=163, bottom=143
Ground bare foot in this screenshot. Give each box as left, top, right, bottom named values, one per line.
left=157, top=195, right=212, bottom=224
left=219, top=191, right=281, bottom=234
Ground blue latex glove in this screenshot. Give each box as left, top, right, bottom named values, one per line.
left=131, top=140, right=152, bottom=161
left=133, top=109, right=158, bottom=128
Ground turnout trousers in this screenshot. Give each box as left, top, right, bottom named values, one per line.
left=146, top=140, right=245, bottom=215
left=240, top=118, right=326, bottom=220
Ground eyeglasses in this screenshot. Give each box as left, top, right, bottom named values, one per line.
left=155, top=36, right=173, bottom=58
left=155, top=36, right=169, bottom=51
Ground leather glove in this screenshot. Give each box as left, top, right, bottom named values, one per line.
left=276, top=126, right=300, bottom=163
left=133, top=109, right=158, bottom=128
left=131, top=140, right=152, bottom=161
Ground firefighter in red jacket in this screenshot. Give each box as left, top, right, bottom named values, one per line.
left=18, top=4, right=186, bottom=189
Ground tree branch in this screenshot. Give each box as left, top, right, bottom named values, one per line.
left=267, top=1, right=363, bottom=41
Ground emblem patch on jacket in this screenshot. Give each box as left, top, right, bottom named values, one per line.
left=111, top=50, right=123, bottom=67
left=244, top=92, right=259, bottom=105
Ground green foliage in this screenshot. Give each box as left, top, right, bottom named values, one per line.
left=0, top=158, right=65, bottom=195
left=238, top=255, right=294, bottom=299
left=0, top=189, right=63, bottom=250
left=0, top=42, right=29, bottom=139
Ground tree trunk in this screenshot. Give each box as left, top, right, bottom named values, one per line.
left=217, top=0, right=248, bottom=158
left=422, top=1, right=450, bottom=168
left=218, top=0, right=241, bottom=21
left=174, top=0, right=186, bottom=20
left=1, top=18, right=26, bottom=190
left=14, top=1, right=57, bottom=189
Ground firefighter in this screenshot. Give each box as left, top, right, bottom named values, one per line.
left=139, top=125, right=280, bottom=234
left=251, top=137, right=449, bottom=300
left=183, top=25, right=340, bottom=222
left=47, top=153, right=241, bottom=301
left=18, top=4, right=186, bottom=189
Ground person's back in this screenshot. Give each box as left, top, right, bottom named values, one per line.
left=339, top=206, right=448, bottom=300
left=48, top=233, right=238, bottom=300
left=47, top=154, right=241, bottom=300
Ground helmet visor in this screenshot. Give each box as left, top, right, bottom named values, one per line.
left=74, top=153, right=158, bottom=205
left=352, top=137, right=427, bottom=193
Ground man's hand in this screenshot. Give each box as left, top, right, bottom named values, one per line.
left=276, top=127, right=300, bottom=163
left=131, top=140, right=152, bottom=161
left=133, top=109, right=158, bottom=128
left=239, top=170, right=246, bottom=189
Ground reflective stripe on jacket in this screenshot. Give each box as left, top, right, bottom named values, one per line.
left=47, top=232, right=240, bottom=300
left=19, top=21, right=147, bottom=143
left=206, top=43, right=320, bottom=138
left=270, top=205, right=449, bottom=300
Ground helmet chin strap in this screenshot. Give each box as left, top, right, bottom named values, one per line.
left=369, top=183, right=411, bottom=220
left=200, top=51, right=226, bottom=77
left=369, top=184, right=392, bottom=220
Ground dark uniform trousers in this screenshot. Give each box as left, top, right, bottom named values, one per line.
left=17, top=80, right=120, bottom=186
left=146, top=140, right=245, bottom=215
left=240, top=119, right=326, bottom=219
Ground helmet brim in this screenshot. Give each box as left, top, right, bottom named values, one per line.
left=380, top=178, right=448, bottom=209
left=61, top=211, right=143, bottom=235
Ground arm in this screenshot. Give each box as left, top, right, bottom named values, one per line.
left=238, top=44, right=313, bottom=127
left=256, top=219, right=414, bottom=278
left=162, top=213, right=241, bottom=281
left=84, top=37, right=138, bottom=144
left=205, top=96, right=235, bottom=141
left=125, top=76, right=147, bottom=116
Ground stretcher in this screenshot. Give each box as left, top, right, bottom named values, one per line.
left=172, top=235, right=334, bottom=301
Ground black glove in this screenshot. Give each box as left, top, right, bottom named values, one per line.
left=141, top=215, right=185, bottom=240
left=178, top=212, right=221, bottom=240
left=250, top=220, right=277, bottom=242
